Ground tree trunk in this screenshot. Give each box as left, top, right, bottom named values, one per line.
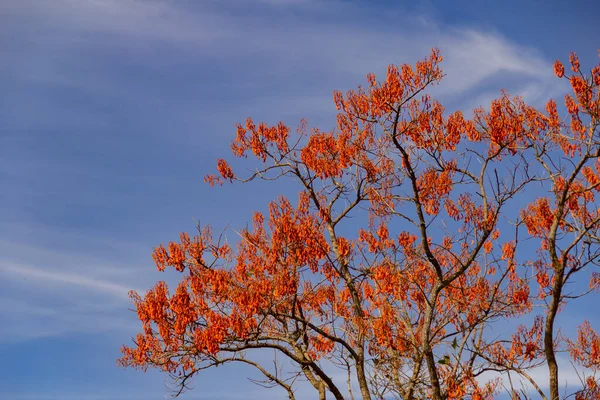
left=545, top=275, right=563, bottom=400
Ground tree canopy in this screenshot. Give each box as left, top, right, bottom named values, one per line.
left=119, top=49, right=600, bottom=400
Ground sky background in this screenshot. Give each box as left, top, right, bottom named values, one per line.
left=1, top=0, right=599, bottom=399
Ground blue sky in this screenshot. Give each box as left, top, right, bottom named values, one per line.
left=0, top=0, right=599, bottom=399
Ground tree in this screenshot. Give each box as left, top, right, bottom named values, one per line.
left=119, top=49, right=600, bottom=400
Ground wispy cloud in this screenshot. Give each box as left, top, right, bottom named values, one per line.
left=2, top=0, right=232, bottom=44
left=1, top=263, right=136, bottom=299
left=2, top=0, right=561, bottom=110
left=0, top=393, right=157, bottom=400
left=0, top=391, right=271, bottom=400
left=0, top=235, right=152, bottom=342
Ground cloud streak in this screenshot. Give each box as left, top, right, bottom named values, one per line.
left=1, top=263, right=135, bottom=299
left=0, top=235, right=152, bottom=342
left=2, top=0, right=561, bottom=110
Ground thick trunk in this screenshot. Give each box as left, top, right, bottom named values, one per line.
left=545, top=275, right=563, bottom=400
left=327, top=224, right=372, bottom=400
left=355, top=352, right=371, bottom=400
left=425, top=347, right=443, bottom=400
left=421, top=292, right=443, bottom=400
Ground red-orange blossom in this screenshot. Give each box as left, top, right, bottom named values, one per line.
left=120, top=50, right=600, bottom=400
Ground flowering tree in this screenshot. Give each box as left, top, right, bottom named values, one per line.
left=119, top=50, right=600, bottom=400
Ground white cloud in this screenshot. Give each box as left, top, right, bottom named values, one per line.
left=1, top=263, right=135, bottom=299
left=475, top=356, right=592, bottom=398
left=2, top=0, right=560, bottom=107
left=0, top=235, right=153, bottom=342
left=0, top=261, right=139, bottom=342
left=436, top=30, right=547, bottom=91
left=0, top=393, right=157, bottom=400
left=2, top=0, right=232, bottom=44
left=524, top=358, right=591, bottom=392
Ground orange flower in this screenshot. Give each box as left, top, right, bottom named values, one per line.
left=570, top=52, right=580, bottom=73
left=554, top=60, right=565, bottom=78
